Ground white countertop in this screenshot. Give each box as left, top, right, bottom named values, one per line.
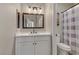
left=15, top=32, right=51, bottom=37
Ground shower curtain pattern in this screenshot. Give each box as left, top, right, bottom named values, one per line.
left=62, top=4, right=79, bottom=54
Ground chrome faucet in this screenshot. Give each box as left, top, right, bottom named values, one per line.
left=33, top=29, right=35, bottom=33
left=31, top=29, right=37, bottom=34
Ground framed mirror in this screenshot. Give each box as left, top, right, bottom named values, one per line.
left=22, top=13, right=44, bottom=29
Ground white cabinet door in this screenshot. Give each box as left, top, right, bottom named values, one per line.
left=16, top=41, right=34, bottom=55
left=15, top=37, right=34, bottom=55
left=35, top=36, right=51, bottom=55
left=15, top=35, right=51, bottom=55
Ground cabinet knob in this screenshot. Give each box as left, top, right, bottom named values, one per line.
left=35, top=43, right=37, bottom=45
left=33, top=43, right=35, bottom=45
left=33, top=43, right=37, bottom=45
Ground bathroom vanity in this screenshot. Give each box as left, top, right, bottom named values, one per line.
left=15, top=5, right=51, bottom=55
left=15, top=33, right=51, bottom=55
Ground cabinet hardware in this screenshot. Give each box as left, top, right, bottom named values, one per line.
left=35, top=43, right=37, bottom=45
left=33, top=43, right=35, bottom=45
left=33, top=43, right=37, bottom=45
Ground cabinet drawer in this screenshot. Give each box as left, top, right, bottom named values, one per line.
left=16, top=36, right=34, bottom=43
left=34, top=35, right=51, bottom=41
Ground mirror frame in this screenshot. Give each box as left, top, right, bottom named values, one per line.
left=22, top=13, right=44, bottom=29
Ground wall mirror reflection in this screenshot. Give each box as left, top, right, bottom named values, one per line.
left=22, top=13, right=44, bottom=29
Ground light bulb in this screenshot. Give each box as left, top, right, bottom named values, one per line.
left=33, top=7, right=37, bottom=14
left=34, top=9, right=37, bottom=14
left=38, top=8, right=42, bottom=14
left=28, top=6, right=31, bottom=13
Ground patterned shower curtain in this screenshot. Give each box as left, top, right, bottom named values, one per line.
left=61, top=4, right=79, bottom=55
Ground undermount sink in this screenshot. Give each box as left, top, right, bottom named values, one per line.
left=16, top=32, right=51, bottom=37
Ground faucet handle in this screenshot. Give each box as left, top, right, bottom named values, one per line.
left=35, top=32, right=37, bottom=33
left=30, top=32, right=32, bottom=33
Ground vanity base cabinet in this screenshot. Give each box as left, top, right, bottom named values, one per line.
left=35, top=40, right=51, bottom=55
left=15, top=36, right=34, bottom=55
left=15, top=35, right=51, bottom=55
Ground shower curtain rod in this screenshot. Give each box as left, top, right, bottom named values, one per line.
left=61, top=3, right=79, bottom=13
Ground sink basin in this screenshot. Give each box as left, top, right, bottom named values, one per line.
left=16, top=32, right=51, bottom=37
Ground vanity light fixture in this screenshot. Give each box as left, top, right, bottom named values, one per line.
left=28, top=6, right=42, bottom=14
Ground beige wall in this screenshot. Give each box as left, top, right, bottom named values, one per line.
left=55, top=3, right=76, bottom=13
left=45, top=3, right=52, bottom=33
left=0, top=3, right=20, bottom=55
